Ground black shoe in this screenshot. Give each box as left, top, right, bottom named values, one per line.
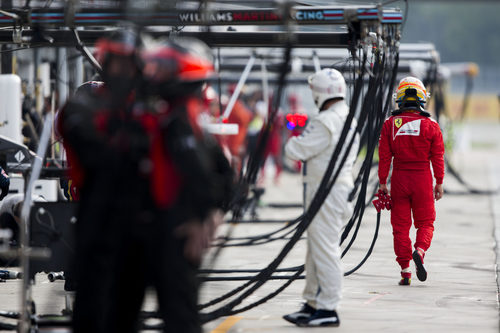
left=283, top=303, right=316, bottom=324
left=413, top=250, right=427, bottom=281
left=297, top=309, right=340, bottom=327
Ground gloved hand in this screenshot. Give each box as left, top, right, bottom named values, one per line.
left=174, top=209, right=224, bottom=265
left=0, top=168, right=10, bottom=201
left=372, top=189, right=392, bottom=212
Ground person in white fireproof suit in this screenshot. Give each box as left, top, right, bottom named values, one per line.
left=283, top=68, right=359, bottom=327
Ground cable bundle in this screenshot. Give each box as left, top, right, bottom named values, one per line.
left=195, top=37, right=401, bottom=323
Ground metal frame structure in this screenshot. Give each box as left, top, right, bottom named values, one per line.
left=206, top=42, right=438, bottom=86
left=0, top=4, right=402, bottom=48
left=0, top=5, right=402, bottom=27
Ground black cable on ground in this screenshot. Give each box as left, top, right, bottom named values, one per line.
left=201, top=208, right=381, bottom=282
left=223, top=219, right=295, bottom=224
left=199, top=266, right=303, bottom=274
left=222, top=266, right=304, bottom=317
left=212, top=220, right=299, bottom=245
left=344, top=211, right=381, bottom=275
left=201, top=275, right=305, bottom=282
left=214, top=214, right=302, bottom=245
left=0, top=322, right=16, bottom=330
left=216, top=228, right=301, bottom=248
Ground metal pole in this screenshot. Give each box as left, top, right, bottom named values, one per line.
left=50, top=91, right=55, bottom=159
left=221, top=54, right=255, bottom=121
left=34, top=48, right=42, bottom=115
left=0, top=0, right=12, bottom=74
left=75, top=53, right=84, bottom=91
left=260, top=58, right=269, bottom=121
left=57, top=48, right=68, bottom=108
left=0, top=45, right=12, bottom=73
left=312, top=50, right=321, bottom=72
left=19, top=114, right=54, bottom=333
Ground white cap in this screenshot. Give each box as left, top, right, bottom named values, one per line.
left=308, top=68, right=346, bottom=109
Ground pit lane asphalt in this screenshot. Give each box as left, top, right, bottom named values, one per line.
left=201, top=121, right=500, bottom=333
left=0, top=122, right=497, bottom=333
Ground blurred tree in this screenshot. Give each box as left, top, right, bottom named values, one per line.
left=402, top=3, right=500, bottom=66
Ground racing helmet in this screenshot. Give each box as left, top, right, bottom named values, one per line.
left=94, top=29, right=144, bottom=99
left=308, top=68, right=346, bottom=110
left=394, top=76, right=429, bottom=107
left=141, top=37, right=215, bottom=99
left=94, top=29, right=143, bottom=67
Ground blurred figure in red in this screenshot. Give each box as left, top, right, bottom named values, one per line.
left=224, top=84, right=252, bottom=173
left=261, top=97, right=284, bottom=184
left=245, top=98, right=266, bottom=167
left=60, top=30, right=143, bottom=333
left=288, top=93, right=305, bottom=115
left=201, top=85, right=234, bottom=164
left=285, top=93, right=308, bottom=173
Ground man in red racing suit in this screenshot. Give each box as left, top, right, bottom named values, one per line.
left=378, top=77, right=445, bottom=285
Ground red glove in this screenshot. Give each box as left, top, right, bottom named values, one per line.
left=372, top=190, right=392, bottom=212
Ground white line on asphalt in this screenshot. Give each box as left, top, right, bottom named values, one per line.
left=363, top=292, right=389, bottom=305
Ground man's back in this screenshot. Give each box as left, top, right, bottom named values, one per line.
left=285, top=101, right=359, bottom=186
left=378, top=111, right=444, bottom=184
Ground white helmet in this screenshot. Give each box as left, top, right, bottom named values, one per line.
left=308, top=68, right=347, bottom=110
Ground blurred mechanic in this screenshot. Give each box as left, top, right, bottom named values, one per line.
left=61, top=30, right=232, bottom=333
left=378, top=77, right=444, bottom=285
left=0, top=167, right=9, bottom=202
left=60, top=29, right=143, bottom=333
left=55, top=80, right=105, bottom=203
left=283, top=68, right=359, bottom=327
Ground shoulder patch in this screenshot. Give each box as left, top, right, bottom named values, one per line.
left=394, top=119, right=421, bottom=139
left=394, top=118, right=402, bottom=128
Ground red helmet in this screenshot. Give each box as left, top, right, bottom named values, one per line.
left=141, top=38, right=214, bottom=98
left=94, top=29, right=142, bottom=66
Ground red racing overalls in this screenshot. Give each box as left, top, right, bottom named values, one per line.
left=378, top=110, right=445, bottom=270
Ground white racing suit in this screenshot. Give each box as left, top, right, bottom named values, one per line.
left=285, top=101, right=359, bottom=311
